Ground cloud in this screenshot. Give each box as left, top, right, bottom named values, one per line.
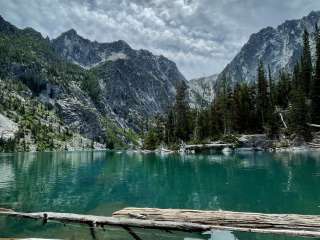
left=1, top=0, right=320, bottom=79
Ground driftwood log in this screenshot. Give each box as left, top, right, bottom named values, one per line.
left=2, top=208, right=320, bottom=238
left=183, top=143, right=234, bottom=152
left=113, top=207, right=320, bottom=238
left=307, top=123, right=320, bottom=128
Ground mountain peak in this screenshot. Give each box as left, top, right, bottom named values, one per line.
left=0, top=15, right=17, bottom=34
left=307, top=10, right=320, bottom=18
left=63, top=28, right=79, bottom=37
left=218, top=10, right=320, bottom=85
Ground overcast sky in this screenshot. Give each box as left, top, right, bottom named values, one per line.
left=1, top=0, right=320, bottom=79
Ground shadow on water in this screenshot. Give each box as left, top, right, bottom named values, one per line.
left=0, top=150, right=320, bottom=239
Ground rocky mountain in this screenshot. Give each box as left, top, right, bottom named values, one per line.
left=0, top=15, right=186, bottom=150
left=52, top=29, right=186, bottom=130
left=188, top=74, right=217, bottom=108
left=218, top=11, right=320, bottom=85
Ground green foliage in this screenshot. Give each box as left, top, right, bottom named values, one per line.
left=301, top=29, right=313, bottom=96
left=81, top=72, right=101, bottom=103
left=143, top=128, right=160, bottom=150
left=174, top=82, right=191, bottom=141
left=232, top=83, right=258, bottom=133
left=0, top=26, right=98, bottom=100
left=0, top=137, right=17, bottom=152
left=288, top=89, right=310, bottom=139
left=103, top=117, right=139, bottom=149
left=257, top=61, right=271, bottom=128
left=0, top=79, right=73, bottom=152
left=311, top=27, right=320, bottom=124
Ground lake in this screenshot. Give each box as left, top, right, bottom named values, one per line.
left=0, top=151, right=320, bottom=240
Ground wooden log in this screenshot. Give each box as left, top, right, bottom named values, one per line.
left=113, top=208, right=320, bottom=238
left=307, top=123, right=320, bottom=128
left=279, top=112, right=288, bottom=129
left=2, top=208, right=320, bottom=238
left=0, top=209, right=214, bottom=232
left=184, top=143, right=234, bottom=151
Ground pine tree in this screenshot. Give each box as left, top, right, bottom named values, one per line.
left=143, top=128, right=159, bottom=150
left=289, top=88, right=310, bottom=139
left=218, top=73, right=233, bottom=134
left=209, top=98, right=223, bottom=137
left=311, top=25, right=320, bottom=124
left=233, top=83, right=256, bottom=133
left=301, top=29, right=313, bottom=96
left=292, top=63, right=301, bottom=89
left=275, top=70, right=291, bottom=108
left=174, top=82, right=190, bottom=142
left=268, top=65, right=274, bottom=105
left=165, top=108, right=175, bottom=144
left=256, top=61, right=270, bottom=129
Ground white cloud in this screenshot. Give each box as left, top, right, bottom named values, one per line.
left=0, top=0, right=320, bottom=79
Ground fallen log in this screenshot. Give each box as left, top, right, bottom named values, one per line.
left=113, top=208, right=320, bottom=238
left=279, top=112, right=288, bottom=129
left=307, top=123, right=320, bottom=128
left=2, top=208, right=320, bottom=238
left=0, top=209, right=215, bottom=232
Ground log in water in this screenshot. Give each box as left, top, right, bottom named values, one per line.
left=2, top=208, right=320, bottom=238
left=113, top=207, right=320, bottom=238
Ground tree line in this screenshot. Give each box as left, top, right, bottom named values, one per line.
left=143, top=27, right=320, bottom=150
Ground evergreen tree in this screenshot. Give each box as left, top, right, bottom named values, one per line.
left=301, top=29, right=313, bottom=96
left=218, top=73, right=233, bottom=134
left=209, top=98, right=223, bottom=137
left=256, top=61, right=270, bottom=129
left=165, top=108, right=175, bottom=144
left=289, top=88, right=310, bottom=139
left=292, top=63, right=301, bottom=90
left=311, top=26, right=320, bottom=124
left=268, top=65, right=274, bottom=105
left=143, top=128, right=159, bottom=150
left=233, top=83, right=256, bottom=133
left=174, top=83, right=190, bottom=142
left=275, top=70, right=291, bottom=108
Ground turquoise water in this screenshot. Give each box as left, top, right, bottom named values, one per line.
left=0, top=151, right=320, bottom=239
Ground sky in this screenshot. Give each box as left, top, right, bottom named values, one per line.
left=1, top=0, right=320, bottom=79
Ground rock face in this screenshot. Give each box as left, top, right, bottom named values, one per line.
left=0, top=114, right=18, bottom=140
left=188, top=74, right=217, bottom=108
left=218, top=11, right=320, bottom=85
left=0, top=15, right=187, bottom=146
left=52, top=30, right=186, bottom=130
left=52, top=29, right=132, bottom=68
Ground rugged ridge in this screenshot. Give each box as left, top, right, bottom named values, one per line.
left=218, top=11, right=320, bottom=85
left=52, top=30, right=186, bottom=130
left=0, top=15, right=186, bottom=150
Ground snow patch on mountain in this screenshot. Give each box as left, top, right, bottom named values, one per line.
left=107, top=52, right=128, bottom=62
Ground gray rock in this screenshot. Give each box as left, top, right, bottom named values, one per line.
left=52, top=30, right=187, bottom=130
left=188, top=74, right=217, bottom=108
left=238, top=134, right=272, bottom=149
left=217, top=11, right=320, bottom=86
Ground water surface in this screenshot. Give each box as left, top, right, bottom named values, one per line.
left=0, top=151, right=320, bottom=240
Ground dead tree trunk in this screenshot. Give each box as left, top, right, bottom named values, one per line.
left=2, top=208, right=320, bottom=238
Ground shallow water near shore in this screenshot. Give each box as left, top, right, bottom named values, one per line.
left=0, top=150, right=320, bottom=240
